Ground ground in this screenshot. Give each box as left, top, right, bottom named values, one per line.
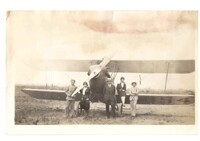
left=15, top=87, right=195, bottom=125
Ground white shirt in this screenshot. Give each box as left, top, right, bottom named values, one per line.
left=130, top=87, right=139, bottom=95
left=82, top=87, right=87, bottom=95
left=121, top=82, right=124, bottom=88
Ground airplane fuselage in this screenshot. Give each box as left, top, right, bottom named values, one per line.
left=88, top=65, right=111, bottom=102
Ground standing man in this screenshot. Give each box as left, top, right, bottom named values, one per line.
left=129, top=82, right=139, bottom=118
left=103, top=78, right=116, bottom=119
left=65, top=79, right=77, bottom=118
left=116, top=77, right=126, bottom=107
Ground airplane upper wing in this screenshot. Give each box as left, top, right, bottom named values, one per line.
left=44, top=60, right=195, bottom=73
left=107, top=60, right=195, bottom=73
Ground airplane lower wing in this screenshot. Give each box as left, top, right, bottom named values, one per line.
left=22, top=88, right=66, bottom=100
left=115, top=94, right=194, bottom=105
left=22, top=88, right=194, bottom=105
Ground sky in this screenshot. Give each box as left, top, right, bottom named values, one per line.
left=6, top=11, right=197, bottom=90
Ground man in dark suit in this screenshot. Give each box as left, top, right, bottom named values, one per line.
left=103, top=78, right=116, bottom=118
left=116, top=77, right=126, bottom=107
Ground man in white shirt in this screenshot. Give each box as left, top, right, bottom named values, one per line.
left=65, top=79, right=77, bottom=118
left=129, top=82, right=139, bottom=118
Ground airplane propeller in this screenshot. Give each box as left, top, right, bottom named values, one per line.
left=71, top=53, right=114, bottom=97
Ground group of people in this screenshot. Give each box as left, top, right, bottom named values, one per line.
left=65, top=77, right=139, bottom=119
left=104, top=77, right=139, bottom=119
left=65, top=80, right=90, bottom=118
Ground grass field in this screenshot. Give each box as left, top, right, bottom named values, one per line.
left=15, top=86, right=195, bottom=125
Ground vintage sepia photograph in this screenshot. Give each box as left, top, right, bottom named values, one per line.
left=6, top=11, right=197, bottom=128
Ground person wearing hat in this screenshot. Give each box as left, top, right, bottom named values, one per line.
left=116, top=77, right=127, bottom=107
left=103, top=78, right=116, bottom=118
left=129, top=82, right=139, bottom=118
left=65, top=79, right=77, bottom=118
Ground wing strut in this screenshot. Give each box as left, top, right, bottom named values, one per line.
left=139, top=75, right=141, bottom=85
left=164, top=62, right=170, bottom=91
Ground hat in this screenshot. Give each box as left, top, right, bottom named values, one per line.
left=83, top=81, right=88, bottom=86
left=131, top=82, right=137, bottom=85
left=70, top=79, right=75, bottom=82
left=106, top=78, right=112, bottom=82
left=120, top=77, right=125, bottom=80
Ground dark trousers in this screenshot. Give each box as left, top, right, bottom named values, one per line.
left=80, top=100, right=90, bottom=117
left=105, top=100, right=115, bottom=118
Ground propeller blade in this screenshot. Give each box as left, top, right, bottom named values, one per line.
left=71, top=85, right=84, bottom=97
left=71, top=70, right=99, bottom=96
left=88, top=66, right=101, bottom=80
left=99, top=53, right=115, bottom=68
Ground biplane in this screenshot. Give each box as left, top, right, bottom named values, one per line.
left=22, top=55, right=195, bottom=110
